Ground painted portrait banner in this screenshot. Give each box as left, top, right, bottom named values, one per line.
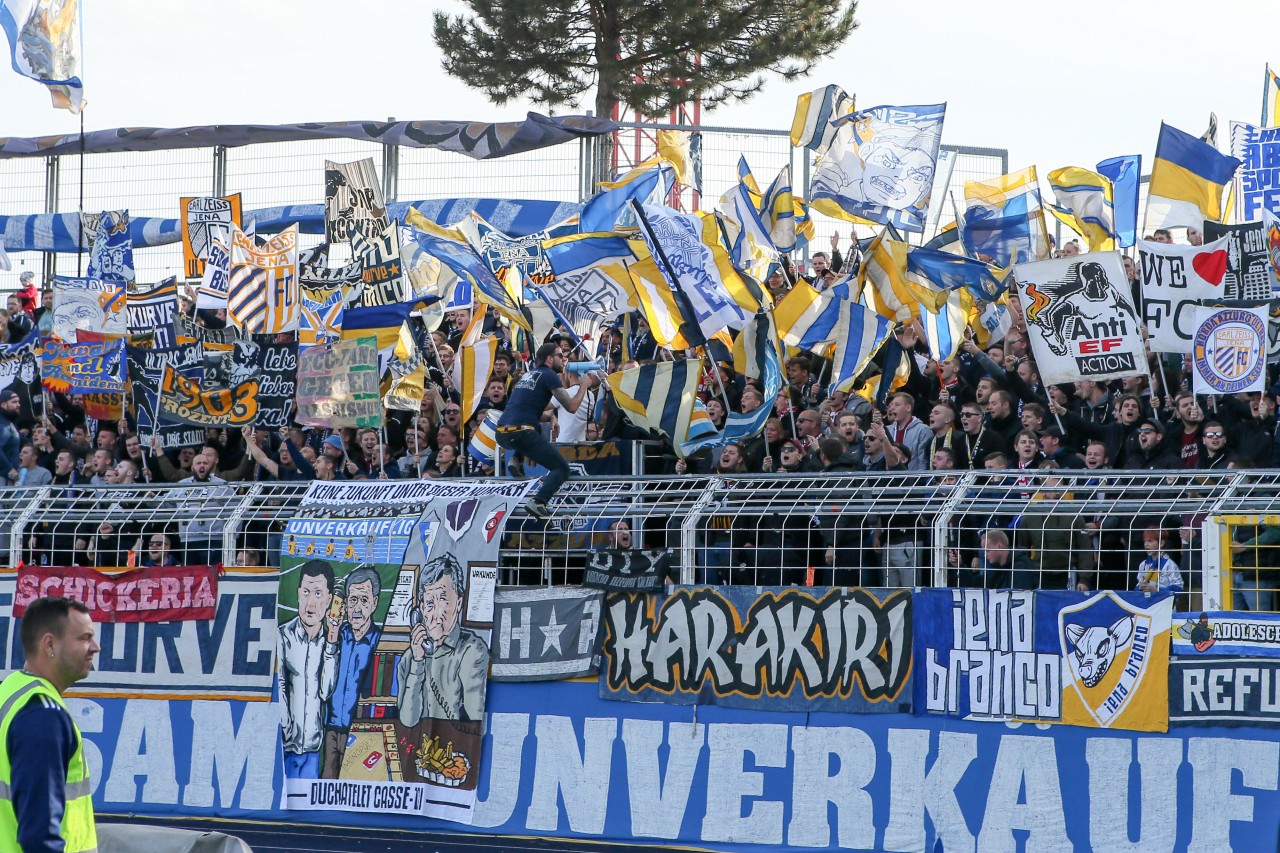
left=914, top=589, right=1173, bottom=732
left=325, top=158, right=389, bottom=245
left=14, top=564, right=218, bottom=622
left=489, top=586, right=602, bottom=682
left=85, top=210, right=134, bottom=284
left=1013, top=252, right=1147, bottom=385
left=279, top=478, right=534, bottom=824
left=295, top=336, right=382, bottom=429
left=810, top=103, right=946, bottom=233
left=0, top=570, right=276, bottom=700
left=52, top=275, right=127, bottom=343
left=180, top=194, right=242, bottom=278
left=600, top=586, right=914, bottom=714
left=1173, top=611, right=1280, bottom=659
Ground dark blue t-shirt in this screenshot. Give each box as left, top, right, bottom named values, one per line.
left=499, top=367, right=563, bottom=429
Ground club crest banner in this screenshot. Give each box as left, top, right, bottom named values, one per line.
left=41, top=339, right=124, bottom=394
left=1137, top=236, right=1231, bottom=352
left=489, top=586, right=602, bottom=682
left=914, top=589, right=1172, bottom=732
left=1191, top=305, right=1268, bottom=395
left=325, top=158, right=388, bottom=245
left=295, top=337, right=382, bottom=429
left=279, top=479, right=534, bottom=824
left=600, top=586, right=913, bottom=713
left=181, top=194, right=242, bottom=278
left=52, top=275, right=126, bottom=343
left=227, top=225, right=300, bottom=334
left=1013, top=252, right=1146, bottom=385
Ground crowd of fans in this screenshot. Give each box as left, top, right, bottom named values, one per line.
left=1, top=230, right=1275, bottom=607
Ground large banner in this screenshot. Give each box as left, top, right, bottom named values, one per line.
left=14, top=564, right=218, bottom=622
left=126, top=344, right=207, bottom=449
left=0, top=569, right=276, bottom=700
left=85, top=210, right=135, bottom=284
left=1169, top=657, right=1280, bottom=728
left=181, top=194, right=242, bottom=279
left=227, top=225, right=301, bottom=334
left=583, top=548, right=671, bottom=591
left=1204, top=220, right=1276, bottom=302
left=1137, top=235, right=1231, bottom=352
left=490, top=586, right=602, bottom=682
left=914, top=589, right=1173, bottom=732
left=295, top=337, right=382, bottom=429
left=159, top=339, right=297, bottom=429
left=53, top=679, right=1280, bottom=850
left=278, top=479, right=533, bottom=824
left=600, top=586, right=913, bottom=714
left=1231, top=122, right=1280, bottom=223
left=1013, top=252, right=1147, bottom=385
left=1173, top=611, right=1280, bottom=658
left=126, top=278, right=180, bottom=348
left=41, top=339, right=125, bottom=395
left=352, top=222, right=409, bottom=308
left=325, top=158, right=388, bottom=245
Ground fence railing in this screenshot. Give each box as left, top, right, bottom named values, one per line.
left=5, top=470, right=1280, bottom=612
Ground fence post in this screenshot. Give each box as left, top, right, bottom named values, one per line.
left=678, top=477, right=721, bottom=584
left=382, top=119, right=399, bottom=203
left=1199, top=471, right=1247, bottom=610
left=931, top=472, right=976, bottom=587
left=212, top=146, right=227, bottom=197
left=43, top=155, right=60, bottom=281
left=10, top=487, right=52, bottom=568
left=222, top=483, right=263, bottom=567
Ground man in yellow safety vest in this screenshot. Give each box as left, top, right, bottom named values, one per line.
left=0, top=596, right=99, bottom=852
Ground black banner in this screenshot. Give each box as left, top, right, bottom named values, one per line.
left=126, top=344, right=207, bottom=448
left=490, top=586, right=603, bottom=682
left=1168, top=657, right=1280, bottom=727
left=583, top=548, right=672, bottom=591
left=158, top=339, right=296, bottom=429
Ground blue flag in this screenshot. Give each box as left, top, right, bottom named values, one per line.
left=1096, top=155, right=1141, bottom=248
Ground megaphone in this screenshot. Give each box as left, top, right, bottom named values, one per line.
left=566, top=357, right=607, bottom=375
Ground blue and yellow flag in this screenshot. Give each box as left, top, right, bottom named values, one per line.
left=1, top=0, right=84, bottom=112
left=906, top=246, right=1008, bottom=303
left=581, top=161, right=672, bottom=232
left=1264, top=65, right=1280, bottom=127
left=1047, top=166, right=1117, bottom=252
left=1145, top=122, right=1240, bottom=230
left=656, top=130, right=701, bottom=192
left=683, top=310, right=784, bottom=455
left=963, top=167, right=1050, bottom=267
left=790, top=84, right=854, bottom=153
left=760, top=165, right=798, bottom=253
left=1096, top=155, right=1141, bottom=249
left=920, top=288, right=971, bottom=363
left=608, top=359, right=704, bottom=457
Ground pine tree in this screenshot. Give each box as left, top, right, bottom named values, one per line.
left=432, top=0, right=858, bottom=120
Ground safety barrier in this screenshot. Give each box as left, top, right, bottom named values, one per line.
left=5, top=470, right=1280, bottom=611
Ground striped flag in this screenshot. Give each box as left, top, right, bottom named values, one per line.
left=860, top=231, right=941, bottom=321
left=790, top=84, right=854, bottom=153
left=468, top=409, right=500, bottom=465
left=760, top=165, right=797, bottom=253
left=608, top=359, right=704, bottom=454
left=682, top=310, right=785, bottom=456
left=227, top=224, right=300, bottom=333
left=1047, top=166, right=1117, bottom=252
left=920, top=289, right=970, bottom=363
left=829, top=293, right=892, bottom=391
left=1265, top=65, right=1280, bottom=127
left=621, top=244, right=698, bottom=350
left=775, top=279, right=842, bottom=351
left=717, top=180, right=776, bottom=281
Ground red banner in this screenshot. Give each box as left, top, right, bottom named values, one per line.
left=13, top=565, right=219, bottom=622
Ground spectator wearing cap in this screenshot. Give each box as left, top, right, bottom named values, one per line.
left=0, top=389, right=21, bottom=485
left=1124, top=419, right=1179, bottom=470
left=1038, top=426, right=1084, bottom=468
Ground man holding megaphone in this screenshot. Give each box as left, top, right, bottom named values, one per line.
left=496, top=342, right=602, bottom=519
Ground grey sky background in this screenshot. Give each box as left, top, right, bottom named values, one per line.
left=0, top=0, right=1275, bottom=181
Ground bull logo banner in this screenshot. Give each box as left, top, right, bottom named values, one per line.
left=278, top=479, right=534, bottom=823
left=1137, top=236, right=1231, bottom=352
left=1013, top=252, right=1146, bottom=385
left=180, top=194, right=242, bottom=278
left=1192, top=305, right=1268, bottom=395
left=914, top=589, right=1171, bottom=732
left=325, top=157, right=389, bottom=245
left=41, top=339, right=124, bottom=394
left=51, top=275, right=126, bottom=343
left=600, top=586, right=913, bottom=714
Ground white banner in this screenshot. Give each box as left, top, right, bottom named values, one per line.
left=1013, top=252, right=1147, bottom=385
left=1137, top=235, right=1232, bottom=352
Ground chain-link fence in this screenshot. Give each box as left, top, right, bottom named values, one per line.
left=4, top=471, right=1279, bottom=610
left=0, top=120, right=1009, bottom=290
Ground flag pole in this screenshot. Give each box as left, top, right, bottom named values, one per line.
left=76, top=109, right=86, bottom=277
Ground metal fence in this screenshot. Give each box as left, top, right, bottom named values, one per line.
left=0, top=120, right=1009, bottom=289
left=4, top=470, right=1280, bottom=612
